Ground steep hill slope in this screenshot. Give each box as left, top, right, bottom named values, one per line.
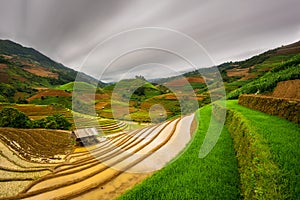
left=0, top=39, right=103, bottom=102
left=155, top=40, right=300, bottom=96
left=227, top=54, right=300, bottom=99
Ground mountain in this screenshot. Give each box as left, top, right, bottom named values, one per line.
left=154, top=40, right=300, bottom=98
left=227, top=54, right=300, bottom=99
left=0, top=39, right=104, bottom=102
left=1, top=39, right=299, bottom=104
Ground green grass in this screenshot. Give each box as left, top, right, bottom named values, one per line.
left=30, top=96, right=72, bottom=109
left=143, top=88, right=161, bottom=99
left=56, top=82, right=96, bottom=92
left=213, top=101, right=284, bottom=199
left=124, top=111, right=151, bottom=123
left=225, top=80, right=253, bottom=93
left=254, top=54, right=296, bottom=71
left=226, top=100, right=300, bottom=199
left=143, top=82, right=158, bottom=90
left=183, top=82, right=206, bottom=91
left=118, top=105, right=240, bottom=199
left=119, top=100, right=299, bottom=199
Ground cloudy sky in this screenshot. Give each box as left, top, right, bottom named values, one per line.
left=0, top=0, right=299, bottom=82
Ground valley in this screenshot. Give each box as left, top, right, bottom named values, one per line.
left=0, top=39, right=299, bottom=199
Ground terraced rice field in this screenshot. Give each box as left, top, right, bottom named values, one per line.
left=0, top=129, right=73, bottom=198
left=0, top=141, right=54, bottom=198
left=74, top=117, right=129, bottom=135
left=0, top=114, right=196, bottom=199
left=0, top=128, right=74, bottom=162
left=0, top=104, right=73, bottom=120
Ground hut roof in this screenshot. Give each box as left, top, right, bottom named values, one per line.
left=73, top=128, right=98, bottom=139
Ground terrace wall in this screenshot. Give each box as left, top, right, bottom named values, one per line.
left=238, top=94, right=299, bottom=124
left=212, top=102, right=283, bottom=199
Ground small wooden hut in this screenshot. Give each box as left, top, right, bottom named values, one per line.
left=71, top=128, right=99, bottom=146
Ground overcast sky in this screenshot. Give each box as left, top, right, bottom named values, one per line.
left=0, top=0, right=299, bottom=82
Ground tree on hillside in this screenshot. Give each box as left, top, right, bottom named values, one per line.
left=135, top=75, right=146, bottom=81
left=133, top=87, right=145, bottom=96
left=0, top=107, right=32, bottom=128
left=33, top=114, right=71, bottom=130
left=45, top=114, right=71, bottom=130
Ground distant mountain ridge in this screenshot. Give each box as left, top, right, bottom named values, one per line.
left=155, top=40, right=300, bottom=84
left=0, top=39, right=104, bottom=102
left=0, top=39, right=102, bottom=86
left=0, top=39, right=299, bottom=103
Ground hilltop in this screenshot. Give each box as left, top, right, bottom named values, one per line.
left=0, top=39, right=103, bottom=102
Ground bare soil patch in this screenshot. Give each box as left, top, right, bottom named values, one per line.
left=27, top=89, right=72, bottom=101
left=165, top=77, right=205, bottom=87
left=23, top=65, right=58, bottom=79
left=241, top=74, right=258, bottom=81
left=271, top=79, right=300, bottom=100
left=0, top=63, right=8, bottom=71
left=227, top=68, right=249, bottom=77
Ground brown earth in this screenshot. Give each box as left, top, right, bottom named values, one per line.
left=12, top=75, right=27, bottom=82
left=27, top=89, right=72, bottom=101
left=187, top=77, right=205, bottom=83
left=0, top=63, right=8, bottom=71
left=0, top=72, right=27, bottom=83
left=276, top=41, right=300, bottom=55
left=227, top=68, right=249, bottom=77
left=164, top=76, right=205, bottom=87
left=72, top=172, right=151, bottom=200
left=95, top=94, right=110, bottom=100
left=271, top=79, right=300, bottom=100
left=0, top=54, right=13, bottom=60
left=34, top=88, right=49, bottom=91
left=95, top=102, right=109, bottom=110
left=161, top=93, right=177, bottom=100
left=0, top=72, right=10, bottom=83
left=0, top=128, right=74, bottom=163
left=240, top=74, right=258, bottom=81
left=23, top=65, right=59, bottom=79
left=153, top=93, right=203, bottom=101
left=0, top=104, right=72, bottom=119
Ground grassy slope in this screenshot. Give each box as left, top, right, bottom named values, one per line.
left=56, top=82, right=96, bottom=92
left=118, top=105, right=240, bottom=199
left=30, top=96, right=72, bottom=109
left=226, top=100, right=300, bottom=199
left=119, top=100, right=300, bottom=199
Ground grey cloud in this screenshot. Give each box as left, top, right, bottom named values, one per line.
left=0, top=0, right=299, bottom=81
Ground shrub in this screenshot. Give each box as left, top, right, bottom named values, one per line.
left=0, top=107, right=32, bottom=128
left=33, top=114, right=71, bottom=130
